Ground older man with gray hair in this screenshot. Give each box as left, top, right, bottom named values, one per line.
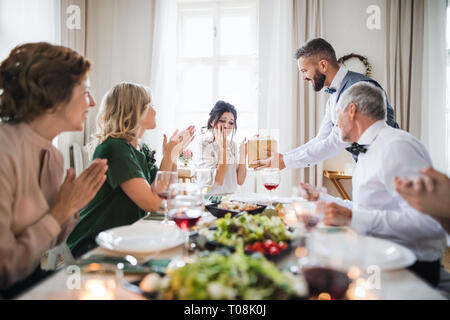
left=299, top=81, right=447, bottom=287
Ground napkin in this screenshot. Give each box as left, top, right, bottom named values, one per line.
left=76, top=255, right=171, bottom=274
left=143, top=211, right=165, bottom=221
left=207, top=195, right=222, bottom=204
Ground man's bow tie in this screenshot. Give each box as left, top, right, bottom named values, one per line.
left=345, top=142, right=368, bottom=156
left=324, top=87, right=336, bottom=94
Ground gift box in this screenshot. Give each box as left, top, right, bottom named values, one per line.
left=247, top=137, right=278, bottom=168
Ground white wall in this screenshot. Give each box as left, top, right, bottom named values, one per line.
left=321, top=0, right=387, bottom=197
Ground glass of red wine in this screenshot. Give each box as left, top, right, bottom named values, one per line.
left=262, top=168, right=280, bottom=209
left=168, top=183, right=203, bottom=262
left=154, top=171, right=179, bottom=224
left=292, top=201, right=325, bottom=233
left=302, top=266, right=351, bottom=300
left=291, top=201, right=326, bottom=270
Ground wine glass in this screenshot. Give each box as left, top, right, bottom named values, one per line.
left=293, top=201, right=325, bottom=233
left=262, top=168, right=280, bottom=209
left=194, top=168, right=216, bottom=203
left=168, top=183, right=203, bottom=263
left=291, top=201, right=326, bottom=270
left=154, top=171, right=178, bottom=224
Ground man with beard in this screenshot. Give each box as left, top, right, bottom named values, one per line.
left=252, top=38, right=399, bottom=170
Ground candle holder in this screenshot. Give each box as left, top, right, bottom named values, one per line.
left=77, top=263, right=119, bottom=300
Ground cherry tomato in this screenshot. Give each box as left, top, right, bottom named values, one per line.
left=252, top=242, right=263, bottom=252
left=245, top=244, right=253, bottom=251
left=269, top=246, right=280, bottom=255
left=263, top=240, right=274, bottom=249
left=277, top=241, right=287, bottom=251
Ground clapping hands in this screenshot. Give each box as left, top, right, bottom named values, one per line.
left=214, top=125, right=232, bottom=164
left=51, top=159, right=108, bottom=226
left=163, top=125, right=196, bottom=164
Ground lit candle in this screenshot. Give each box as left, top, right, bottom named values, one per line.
left=347, top=266, right=361, bottom=280
left=78, top=279, right=116, bottom=300
left=317, top=292, right=332, bottom=300
left=346, top=278, right=377, bottom=300
left=295, top=246, right=308, bottom=259
left=284, top=209, right=299, bottom=225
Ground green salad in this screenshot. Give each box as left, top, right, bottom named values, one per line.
left=160, top=248, right=304, bottom=300
left=213, top=213, right=290, bottom=247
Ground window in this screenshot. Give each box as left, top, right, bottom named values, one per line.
left=175, top=0, right=259, bottom=143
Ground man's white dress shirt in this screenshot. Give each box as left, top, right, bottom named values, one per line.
left=319, top=120, right=446, bottom=262
left=283, top=66, right=350, bottom=168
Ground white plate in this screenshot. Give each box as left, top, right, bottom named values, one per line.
left=229, top=193, right=296, bottom=204
left=95, top=221, right=185, bottom=256
left=311, top=233, right=416, bottom=271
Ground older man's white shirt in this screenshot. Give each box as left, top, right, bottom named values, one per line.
left=319, top=120, right=446, bottom=262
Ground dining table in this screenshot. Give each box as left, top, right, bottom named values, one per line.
left=16, top=193, right=447, bottom=301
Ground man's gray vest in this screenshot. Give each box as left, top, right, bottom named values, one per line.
left=336, top=71, right=399, bottom=129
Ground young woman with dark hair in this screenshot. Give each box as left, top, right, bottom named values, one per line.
left=194, top=100, right=247, bottom=195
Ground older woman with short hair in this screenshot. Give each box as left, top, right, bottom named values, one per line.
left=0, top=42, right=108, bottom=297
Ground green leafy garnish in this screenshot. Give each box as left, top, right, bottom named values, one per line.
left=160, top=248, right=300, bottom=300
left=213, top=213, right=290, bottom=247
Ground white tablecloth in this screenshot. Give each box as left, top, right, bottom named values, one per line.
left=17, top=194, right=448, bottom=300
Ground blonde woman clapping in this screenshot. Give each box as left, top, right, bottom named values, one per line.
left=67, top=82, right=195, bottom=258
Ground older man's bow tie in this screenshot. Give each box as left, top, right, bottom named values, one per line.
left=324, top=87, right=336, bottom=94
left=346, top=142, right=368, bottom=156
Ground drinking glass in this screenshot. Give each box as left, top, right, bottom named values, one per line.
left=154, top=171, right=178, bottom=224
left=300, top=232, right=356, bottom=300
left=194, top=168, right=216, bottom=202
left=292, top=201, right=325, bottom=233
left=291, top=201, right=326, bottom=270
left=262, top=168, right=280, bottom=209
left=77, top=263, right=123, bottom=300
left=168, top=183, right=203, bottom=262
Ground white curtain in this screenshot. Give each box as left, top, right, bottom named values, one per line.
left=82, top=0, right=155, bottom=154
left=51, top=0, right=156, bottom=171
left=293, top=0, right=325, bottom=188
left=57, top=0, right=87, bottom=171
left=257, top=0, right=296, bottom=197
left=255, top=0, right=325, bottom=196
left=420, top=0, right=448, bottom=174
left=385, top=0, right=424, bottom=137
left=142, top=0, right=178, bottom=165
